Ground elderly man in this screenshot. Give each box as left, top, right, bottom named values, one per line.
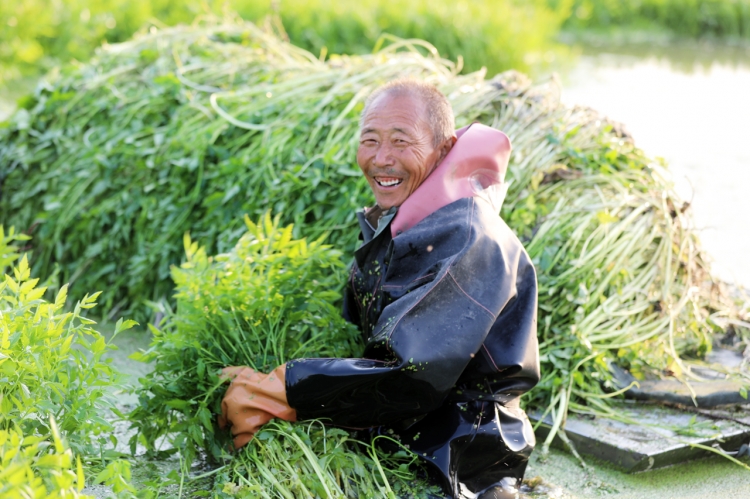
left=220, top=79, right=540, bottom=498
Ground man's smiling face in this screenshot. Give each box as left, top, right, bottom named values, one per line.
left=357, top=93, right=449, bottom=210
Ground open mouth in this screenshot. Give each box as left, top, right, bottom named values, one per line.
left=375, top=177, right=403, bottom=187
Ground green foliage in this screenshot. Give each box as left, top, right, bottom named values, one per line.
left=235, top=0, right=566, bottom=77
left=0, top=0, right=564, bottom=90
left=0, top=255, right=127, bottom=457
left=92, top=458, right=139, bottom=498
left=0, top=0, right=204, bottom=83
left=0, top=229, right=138, bottom=495
left=0, top=417, right=90, bottom=499
left=129, top=214, right=434, bottom=496
left=129, top=213, right=359, bottom=461
left=215, top=420, right=440, bottom=498
left=3, top=0, right=749, bottom=94
left=0, top=226, right=30, bottom=273
left=514, top=128, right=733, bottom=451
left=562, top=0, right=750, bottom=38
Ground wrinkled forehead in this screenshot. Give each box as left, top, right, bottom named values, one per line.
left=359, top=92, right=430, bottom=135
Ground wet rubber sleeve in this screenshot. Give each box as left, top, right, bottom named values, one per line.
left=285, top=230, right=527, bottom=428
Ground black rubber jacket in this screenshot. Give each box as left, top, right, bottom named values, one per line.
left=286, top=196, right=540, bottom=496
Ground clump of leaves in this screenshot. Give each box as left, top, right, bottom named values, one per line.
left=0, top=225, right=29, bottom=271
left=0, top=230, right=140, bottom=499
left=129, top=214, right=436, bottom=496
left=0, top=414, right=138, bottom=498
left=0, top=252, right=134, bottom=458
left=130, top=213, right=359, bottom=461
left=1, top=227, right=138, bottom=496
left=0, top=416, right=89, bottom=499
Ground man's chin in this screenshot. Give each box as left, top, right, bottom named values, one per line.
left=374, top=195, right=405, bottom=211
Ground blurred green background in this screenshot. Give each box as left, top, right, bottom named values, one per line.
left=3, top=0, right=750, bottom=95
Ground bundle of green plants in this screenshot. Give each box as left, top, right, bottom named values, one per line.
left=1, top=17, right=747, bottom=462
left=561, top=0, right=750, bottom=39
left=129, top=214, right=439, bottom=497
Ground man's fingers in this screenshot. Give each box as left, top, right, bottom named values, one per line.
left=229, top=409, right=275, bottom=450
left=218, top=364, right=295, bottom=449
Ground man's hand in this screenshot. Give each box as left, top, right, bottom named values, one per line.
left=218, top=365, right=297, bottom=449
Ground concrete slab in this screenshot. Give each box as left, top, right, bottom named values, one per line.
left=532, top=403, right=750, bottom=472
left=610, top=351, right=749, bottom=407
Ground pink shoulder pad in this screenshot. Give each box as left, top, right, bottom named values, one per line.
left=390, top=123, right=511, bottom=237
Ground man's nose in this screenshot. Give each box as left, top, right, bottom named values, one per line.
left=372, top=143, right=394, bottom=167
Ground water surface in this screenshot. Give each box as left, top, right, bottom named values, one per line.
left=555, top=41, right=750, bottom=288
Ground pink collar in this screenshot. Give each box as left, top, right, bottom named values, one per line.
left=390, top=123, right=511, bottom=237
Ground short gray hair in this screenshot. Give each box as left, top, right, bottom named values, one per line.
left=360, top=79, right=455, bottom=147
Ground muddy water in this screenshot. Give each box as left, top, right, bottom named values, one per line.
left=553, top=41, right=750, bottom=289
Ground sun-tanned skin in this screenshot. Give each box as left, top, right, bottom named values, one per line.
left=356, top=93, right=456, bottom=210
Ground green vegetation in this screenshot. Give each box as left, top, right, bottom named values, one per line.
left=1, top=228, right=91, bottom=498
left=129, top=214, right=437, bottom=497
left=1, top=15, right=748, bottom=496
left=233, top=0, right=565, bottom=77
left=562, top=0, right=750, bottom=39
left=0, top=0, right=201, bottom=84
left=0, top=249, right=124, bottom=458
left=0, top=0, right=563, bottom=89
left=3, top=0, right=749, bottom=96
left=0, top=417, right=90, bottom=498
left=0, top=228, right=137, bottom=496
left=129, top=213, right=359, bottom=462
left=0, top=226, right=29, bottom=270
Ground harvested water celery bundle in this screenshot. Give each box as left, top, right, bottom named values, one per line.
left=129, top=214, right=437, bottom=496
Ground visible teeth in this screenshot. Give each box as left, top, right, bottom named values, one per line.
left=377, top=178, right=402, bottom=187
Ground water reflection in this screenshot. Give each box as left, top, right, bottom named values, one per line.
left=554, top=41, right=750, bottom=288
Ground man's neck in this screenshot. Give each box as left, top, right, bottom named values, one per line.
left=364, top=205, right=384, bottom=229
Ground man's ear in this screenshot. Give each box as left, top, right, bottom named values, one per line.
left=438, top=135, right=457, bottom=162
